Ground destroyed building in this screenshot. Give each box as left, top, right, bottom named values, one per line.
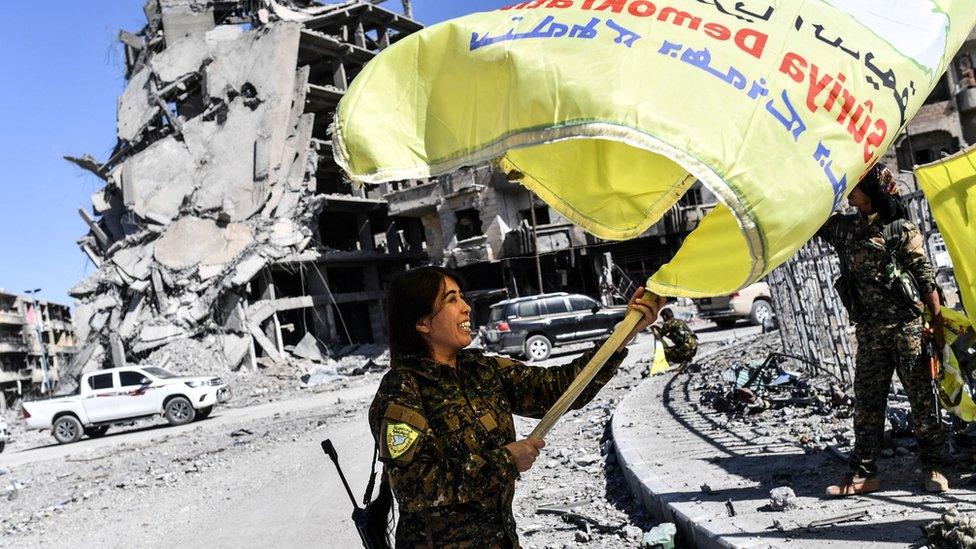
left=0, top=290, right=77, bottom=406
left=65, top=0, right=424, bottom=385
left=887, top=28, right=976, bottom=172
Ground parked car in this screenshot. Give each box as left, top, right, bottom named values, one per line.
left=481, top=293, right=627, bottom=361
left=0, top=417, right=9, bottom=453
left=695, top=282, right=774, bottom=328
left=21, top=366, right=229, bottom=444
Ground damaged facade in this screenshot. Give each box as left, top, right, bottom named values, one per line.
left=383, top=167, right=719, bottom=325
left=66, top=0, right=423, bottom=388
left=0, top=290, right=77, bottom=406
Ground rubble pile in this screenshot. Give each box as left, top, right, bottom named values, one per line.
left=62, top=0, right=417, bottom=391
left=0, top=390, right=369, bottom=541
left=924, top=507, right=976, bottom=549
left=690, top=335, right=868, bottom=455
left=144, top=336, right=229, bottom=376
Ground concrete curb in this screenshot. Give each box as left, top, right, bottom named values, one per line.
left=611, top=335, right=766, bottom=549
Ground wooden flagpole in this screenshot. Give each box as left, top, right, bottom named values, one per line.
left=529, top=292, right=662, bottom=440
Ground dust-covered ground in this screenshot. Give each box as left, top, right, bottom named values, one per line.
left=0, top=325, right=749, bottom=548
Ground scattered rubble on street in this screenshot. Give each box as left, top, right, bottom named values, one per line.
left=769, top=486, right=798, bottom=511
left=924, top=507, right=976, bottom=549
left=617, top=331, right=976, bottom=547
left=0, top=334, right=682, bottom=548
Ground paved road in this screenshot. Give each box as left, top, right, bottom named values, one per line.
left=2, top=380, right=381, bottom=549
left=154, top=408, right=377, bottom=548
left=0, top=382, right=378, bottom=469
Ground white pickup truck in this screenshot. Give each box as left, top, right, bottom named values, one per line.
left=22, top=366, right=229, bottom=444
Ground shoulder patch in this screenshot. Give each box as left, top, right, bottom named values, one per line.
left=386, top=422, right=421, bottom=459
left=495, top=356, right=518, bottom=369
left=383, top=402, right=428, bottom=430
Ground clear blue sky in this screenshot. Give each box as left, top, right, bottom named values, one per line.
left=0, top=1, right=499, bottom=306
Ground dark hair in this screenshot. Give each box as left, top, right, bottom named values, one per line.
left=387, top=266, right=465, bottom=357
left=856, top=164, right=907, bottom=223
left=660, top=308, right=674, bottom=320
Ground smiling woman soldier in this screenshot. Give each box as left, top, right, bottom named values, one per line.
left=368, top=266, right=662, bottom=548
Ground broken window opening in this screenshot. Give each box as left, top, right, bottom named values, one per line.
left=325, top=267, right=367, bottom=294
left=454, top=208, right=484, bottom=241
left=679, top=185, right=705, bottom=207
left=174, top=81, right=206, bottom=120
left=318, top=211, right=362, bottom=252
left=332, top=302, right=373, bottom=345
left=518, top=206, right=550, bottom=227
left=923, top=74, right=951, bottom=104
left=316, top=176, right=353, bottom=196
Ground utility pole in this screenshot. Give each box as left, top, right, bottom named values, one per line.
left=24, top=289, right=51, bottom=394
left=402, top=0, right=413, bottom=19
left=526, top=189, right=545, bottom=294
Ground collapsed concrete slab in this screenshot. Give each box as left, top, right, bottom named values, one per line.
left=154, top=217, right=253, bottom=270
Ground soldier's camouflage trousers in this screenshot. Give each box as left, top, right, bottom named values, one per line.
left=849, top=318, right=945, bottom=477
left=664, top=340, right=698, bottom=365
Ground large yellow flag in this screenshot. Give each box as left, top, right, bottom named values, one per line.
left=335, top=1, right=976, bottom=297
left=916, top=146, right=976, bottom=326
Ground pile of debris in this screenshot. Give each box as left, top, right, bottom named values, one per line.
left=924, top=507, right=976, bottom=549
left=61, top=0, right=417, bottom=391
left=692, top=335, right=940, bottom=461
left=697, top=349, right=849, bottom=421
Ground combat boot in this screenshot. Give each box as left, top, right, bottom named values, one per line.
left=923, top=470, right=949, bottom=493
left=826, top=474, right=880, bottom=497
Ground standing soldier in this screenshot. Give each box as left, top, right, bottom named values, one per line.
left=368, top=266, right=663, bottom=547
left=652, top=308, right=699, bottom=374
left=820, top=164, right=948, bottom=496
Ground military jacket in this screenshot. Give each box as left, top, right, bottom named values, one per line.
left=818, top=213, right=936, bottom=325
left=368, top=343, right=628, bottom=548
left=661, top=318, right=696, bottom=347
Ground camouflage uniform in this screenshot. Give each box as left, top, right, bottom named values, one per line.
left=658, top=318, right=698, bottom=365
left=368, top=343, right=628, bottom=548
left=819, top=213, right=944, bottom=476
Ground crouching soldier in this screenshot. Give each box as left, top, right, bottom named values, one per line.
left=652, top=308, right=699, bottom=374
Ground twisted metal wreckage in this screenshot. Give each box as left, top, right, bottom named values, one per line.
left=63, top=0, right=420, bottom=392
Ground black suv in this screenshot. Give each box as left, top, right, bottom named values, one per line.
left=481, top=293, right=627, bottom=361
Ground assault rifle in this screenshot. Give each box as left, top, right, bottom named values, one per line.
left=923, top=328, right=944, bottom=422
left=321, top=439, right=391, bottom=549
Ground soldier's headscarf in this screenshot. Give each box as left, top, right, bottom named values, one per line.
left=857, top=164, right=907, bottom=223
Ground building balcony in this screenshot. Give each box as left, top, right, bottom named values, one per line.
left=958, top=86, right=976, bottom=113
left=441, top=173, right=484, bottom=197
left=0, top=370, right=30, bottom=384
left=385, top=181, right=439, bottom=217
left=500, top=222, right=580, bottom=258
left=448, top=235, right=492, bottom=268
left=0, top=341, right=28, bottom=354
left=0, top=311, right=25, bottom=325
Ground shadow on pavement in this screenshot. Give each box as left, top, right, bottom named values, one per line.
left=656, top=372, right=971, bottom=545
